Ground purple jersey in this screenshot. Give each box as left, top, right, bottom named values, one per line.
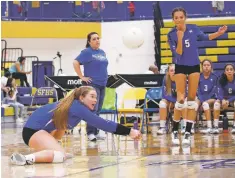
left=217, top=77, right=235, bottom=102
left=162, top=76, right=177, bottom=103
left=167, top=24, right=209, bottom=66
left=197, top=73, right=218, bottom=102
left=24, top=100, right=117, bottom=133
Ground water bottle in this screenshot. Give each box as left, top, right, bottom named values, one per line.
left=223, top=116, right=228, bottom=133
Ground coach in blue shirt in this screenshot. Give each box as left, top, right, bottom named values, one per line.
left=168, top=7, right=227, bottom=145
left=73, top=32, right=108, bottom=141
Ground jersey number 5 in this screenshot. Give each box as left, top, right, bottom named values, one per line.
left=185, top=39, right=190, bottom=48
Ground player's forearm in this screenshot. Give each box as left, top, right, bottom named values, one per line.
left=176, top=38, right=183, bottom=55
left=73, top=60, right=83, bottom=79
left=209, top=32, right=222, bottom=40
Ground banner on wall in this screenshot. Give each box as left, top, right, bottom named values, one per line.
left=46, top=74, right=164, bottom=90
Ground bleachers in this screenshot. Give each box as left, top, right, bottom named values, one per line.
left=160, top=18, right=235, bottom=73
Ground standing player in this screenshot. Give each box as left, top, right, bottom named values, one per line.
left=196, top=59, right=218, bottom=134
left=168, top=7, right=227, bottom=145
left=214, top=63, right=235, bottom=134
left=73, top=32, right=108, bottom=141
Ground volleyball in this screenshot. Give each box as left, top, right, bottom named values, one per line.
left=122, top=27, right=144, bottom=49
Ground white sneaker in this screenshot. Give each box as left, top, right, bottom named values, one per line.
left=181, top=127, right=185, bottom=134
left=16, top=118, right=24, bottom=123
left=10, top=153, right=33, bottom=166
left=231, top=127, right=235, bottom=134
left=182, top=132, right=191, bottom=145
left=157, top=128, right=166, bottom=135
left=88, top=134, right=97, bottom=142
left=172, top=131, right=180, bottom=145
left=201, top=128, right=213, bottom=134
left=191, top=127, right=195, bottom=134
left=96, top=133, right=106, bottom=140
left=212, top=127, right=220, bottom=134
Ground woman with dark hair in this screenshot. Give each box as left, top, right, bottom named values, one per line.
left=4, top=78, right=24, bottom=123
left=10, top=86, right=141, bottom=166
left=214, top=63, right=235, bottom=134
left=195, top=59, right=219, bottom=134
left=9, top=56, right=31, bottom=87
left=73, top=32, right=108, bottom=141
left=168, top=7, right=227, bottom=145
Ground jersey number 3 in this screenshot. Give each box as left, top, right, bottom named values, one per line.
left=185, top=39, right=190, bottom=48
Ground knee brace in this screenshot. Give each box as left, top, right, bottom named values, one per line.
left=187, top=101, right=197, bottom=110
left=214, top=102, right=221, bottom=110
left=175, top=101, right=185, bottom=111
left=159, top=100, right=167, bottom=108
left=53, top=151, right=65, bottom=163
left=202, top=102, right=210, bottom=111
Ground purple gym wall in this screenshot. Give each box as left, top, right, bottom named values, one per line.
left=4, top=1, right=235, bottom=20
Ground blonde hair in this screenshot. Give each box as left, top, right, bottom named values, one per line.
left=165, top=64, right=175, bottom=95
left=52, top=86, right=95, bottom=130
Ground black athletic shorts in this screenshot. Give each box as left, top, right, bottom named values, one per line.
left=175, top=64, right=200, bottom=75
left=22, top=127, right=39, bottom=146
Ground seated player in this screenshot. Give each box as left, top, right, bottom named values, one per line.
left=214, top=63, right=235, bottom=134
left=195, top=59, right=219, bottom=134
left=10, top=86, right=141, bottom=166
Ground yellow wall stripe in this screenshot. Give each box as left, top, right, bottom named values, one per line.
left=217, top=40, right=235, bottom=47
left=161, top=55, right=219, bottom=64
left=117, top=1, right=123, bottom=3
left=164, top=19, right=235, bottom=28
left=160, top=35, right=167, bottom=41
left=1, top=21, right=102, bottom=39
left=206, top=48, right=229, bottom=55
left=161, top=42, right=170, bottom=49
left=161, top=50, right=172, bottom=57
left=199, top=56, right=218, bottom=62
left=161, top=28, right=171, bottom=35
left=228, top=32, right=235, bottom=39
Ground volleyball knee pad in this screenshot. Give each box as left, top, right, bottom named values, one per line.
left=202, top=102, right=210, bottom=111
left=175, top=101, right=185, bottom=111
left=53, top=151, right=65, bottom=163
left=187, top=101, right=197, bottom=110
left=214, top=102, right=221, bottom=110
left=159, top=100, right=167, bottom=108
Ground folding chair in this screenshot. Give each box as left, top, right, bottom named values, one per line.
left=141, top=87, right=162, bottom=133
left=100, top=88, right=118, bottom=122
left=118, top=88, right=147, bottom=129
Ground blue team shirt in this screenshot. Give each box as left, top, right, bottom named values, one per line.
left=162, top=76, right=177, bottom=103
left=24, top=100, right=117, bottom=133
left=167, top=24, right=209, bottom=66
left=217, top=77, right=235, bottom=102
left=197, top=73, right=218, bottom=102
left=75, top=47, right=108, bottom=86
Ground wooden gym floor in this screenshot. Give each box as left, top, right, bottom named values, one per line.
left=1, top=122, right=235, bottom=178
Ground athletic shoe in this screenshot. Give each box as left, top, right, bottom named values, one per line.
left=88, top=134, right=97, bottom=142
left=96, top=133, right=106, bottom=140
left=16, top=118, right=24, bottom=123
left=212, top=127, right=220, bottom=134
left=157, top=128, right=166, bottom=135
left=11, top=153, right=33, bottom=166
left=201, top=128, right=213, bottom=134
left=172, top=131, right=180, bottom=145
left=182, top=132, right=191, bottom=145
left=191, top=127, right=195, bottom=134
left=231, top=126, right=235, bottom=134
left=181, top=127, right=185, bottom=134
